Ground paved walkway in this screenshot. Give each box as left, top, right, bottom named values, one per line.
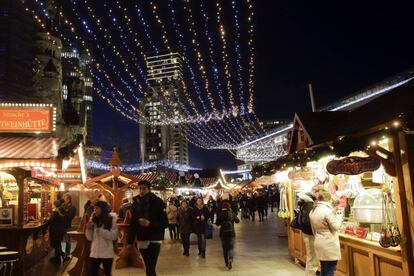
left=28, top=212, right=304, bottom=275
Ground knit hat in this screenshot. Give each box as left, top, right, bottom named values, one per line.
left=95, top=200, right=110, bottom=216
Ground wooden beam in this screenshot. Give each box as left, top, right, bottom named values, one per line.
left=397, top=132, right=414, bottom=266
left=391, top=132, right=414, bottom=275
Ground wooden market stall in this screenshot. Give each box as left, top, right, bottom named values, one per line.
left=253, top=80, right=414, bottom=276
left=84, top=150, right=139, bottom=212
left=67, top=149, right=144, bottom=274
left=204, top=178, right=231, bottom=199
left=0, top=103, right=86, bottom=275
left=0, top=136, right=86, bottom=275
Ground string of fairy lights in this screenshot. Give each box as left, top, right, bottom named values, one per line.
left=23, top=0, right=267, bottom=150
left=150, top=0, right=245, bottom=146
left=178, top=0, right=256, bottom=144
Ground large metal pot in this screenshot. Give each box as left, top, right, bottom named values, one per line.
left=351, top=189, right=383, bottom=224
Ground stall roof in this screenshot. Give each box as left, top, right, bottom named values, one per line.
left=292, top=78, right=414, bottom=150
left=334, top=78, right=414, bottom=137
left=0, top=137, right=67, bottom=159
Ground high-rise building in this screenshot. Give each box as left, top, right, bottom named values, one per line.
left=140, top=52, right=189, bottom=165
left=79, top=52, right=93, bottom=144
left=32, top=32, right=63, bottom=123
left=0, top=0, right=36, bottom=101
left=59, top=22, right=90, bottom=141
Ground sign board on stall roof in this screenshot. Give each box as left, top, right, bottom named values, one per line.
left=0, top=103, right=55, bottom=133
left=326, top=156, right=381, bottom=175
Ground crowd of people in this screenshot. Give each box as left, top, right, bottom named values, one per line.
left=45, top=181, right=342, bottom=276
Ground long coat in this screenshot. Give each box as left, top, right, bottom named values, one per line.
left=127, top=193, right=168, bottom=243
left=309, top=201, right=343, bottom=261
left=47, top=209, right=65, bottom=244
left=193, top=206, right=210, bottom=235
left=166, top=204, right=178, bottom=224
left=177, top=207, right=193, bottom=234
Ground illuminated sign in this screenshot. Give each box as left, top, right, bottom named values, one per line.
left=0, top=103, right=56, bottom=133
left=326, top=156, right=381, bottom=175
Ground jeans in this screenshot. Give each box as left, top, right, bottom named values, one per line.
left=168, top=224, right=178, bottom=240
left=90, top=257, right=113, bottom=276
left=63, top=231, right=71, bottom=257
left=241, top=206, right=249, bottom=218
left=197, top=233, right=206, bottom=253
left=221, top=236, right=235, bottom=265
left=250, top=210, right=255, bottom=221
left=303, top=234, right=319, bottom=276
left=320, top=260, right=337, bottom=276
left=181, top=233, right=190, bottom=254
left=258, top=208, right=265, bottom=221
left=140, top=242, right=161, bottom=276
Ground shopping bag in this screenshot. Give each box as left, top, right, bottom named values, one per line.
left=205, top=221, right=213, bottom=239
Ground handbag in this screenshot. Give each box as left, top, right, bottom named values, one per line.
left=205, top=219, right=213, bottom=239
left=290, top=209, right=300, bottom=229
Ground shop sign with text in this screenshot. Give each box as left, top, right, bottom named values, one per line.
left=0, top=105, right=53, bottom=133
left=327, top=156, right=381, bottom=175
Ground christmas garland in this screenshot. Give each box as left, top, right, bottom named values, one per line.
left=57, top=134, right=84, bottom=160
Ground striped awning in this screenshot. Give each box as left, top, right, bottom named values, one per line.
left=134, top=172, right=159, bottom=183
left=200, top=177, right=219, bottom=187
left=0, top=137, right=67, bottom=159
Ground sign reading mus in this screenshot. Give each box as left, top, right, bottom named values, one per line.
left=0, top=104, right=55, bottom=133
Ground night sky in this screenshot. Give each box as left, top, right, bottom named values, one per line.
left=92, top=1, right=414, bottom=169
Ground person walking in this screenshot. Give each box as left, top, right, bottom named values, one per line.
left=46, top=200, right=65, bottom=263
left=263, top=193, right=269, bottom=218
left=85, top=201, right=119, bottom=276
left=216, top=200, right=240, bottom=270
left=310, top=191, right=343, bottom=276
left=193, top=197, right=209, bottom=258
left=240, top=193, right=249, bottom=219
left=248, top=194, right=257, bottom=221
left=166, top=198, right=178, bottom=240
left=61, top=193, right=76, bottom=261
left=177, top=200, right=193, bottom=256
left=127, top=181, right=168, bottom=276
left=256, top=193, right=266, bottom=222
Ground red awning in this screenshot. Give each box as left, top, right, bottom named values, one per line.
left=0, top=137, right=67, bottom=160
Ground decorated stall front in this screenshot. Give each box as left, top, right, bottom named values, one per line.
left=253, top=82, right=414, bottom=276
left=0, top=104, right=86, bottom=275
left=0, top=103, right=86, bottom=275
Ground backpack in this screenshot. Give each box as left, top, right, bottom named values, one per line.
left=298, top=202, right=313, bottom=235
left=221, top=211, right=234, bottom=236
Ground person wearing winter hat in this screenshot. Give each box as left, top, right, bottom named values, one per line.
left=86, top=200, right=119, bottom=276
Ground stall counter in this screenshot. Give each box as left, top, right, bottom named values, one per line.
left=288, top=226, right=404, bottom=276
left=0, top=222, right=50, bottom=276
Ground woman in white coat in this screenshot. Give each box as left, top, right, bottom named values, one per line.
left=309, top=191, right=343, bottom=276
left=85, top=201, right=119, bottom=276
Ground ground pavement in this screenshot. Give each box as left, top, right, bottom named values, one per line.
left=28, top=211, right=304, bottom=275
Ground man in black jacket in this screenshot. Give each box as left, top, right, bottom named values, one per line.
left=127, top=181, right=168, bottom=276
